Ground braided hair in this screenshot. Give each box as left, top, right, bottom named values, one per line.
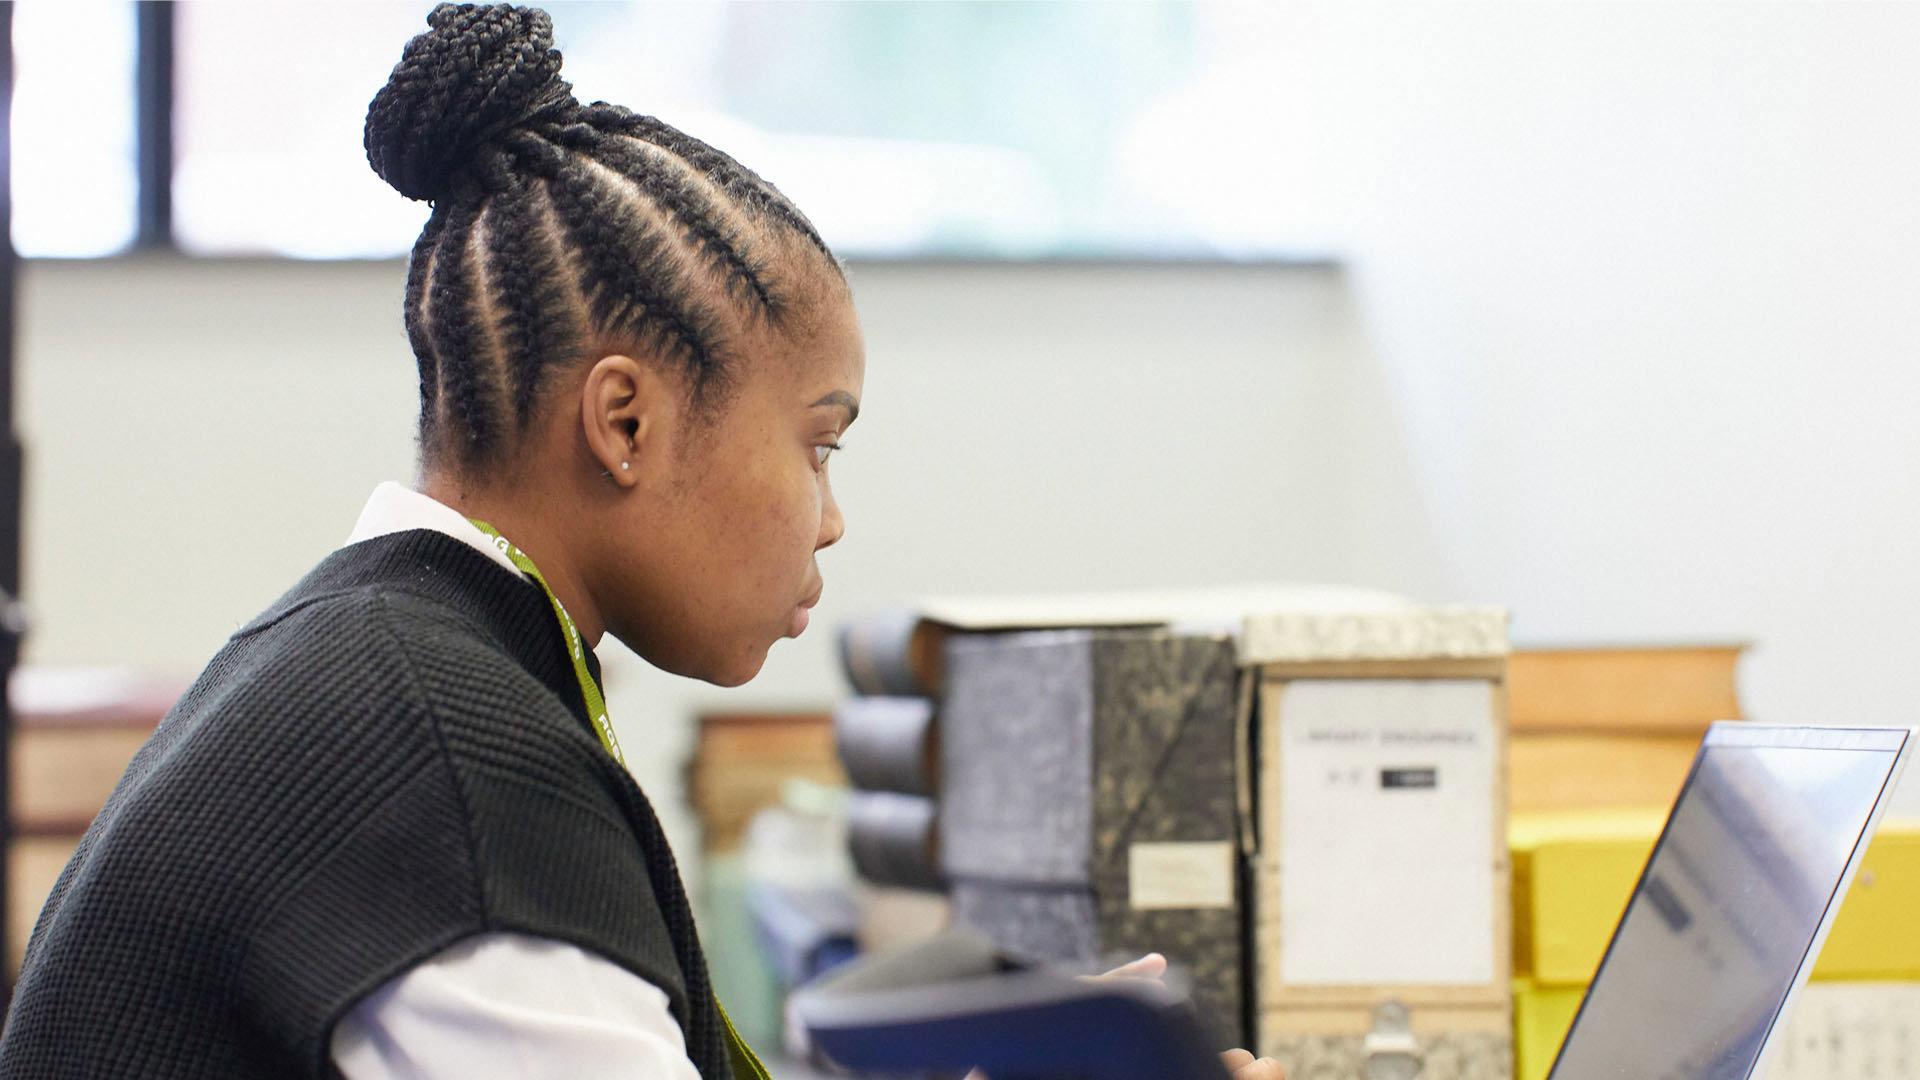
left=365, top=3, right=841, bottom=473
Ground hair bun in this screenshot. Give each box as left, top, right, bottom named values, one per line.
left=365, top=3, right=575, bottom=201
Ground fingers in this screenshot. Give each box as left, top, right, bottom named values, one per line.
left=1220, top=1048, right=1285, bottom=1080
left=1098, top=952, right=1168, bottom=980
left=1078, top=952, right=1169, bottom=984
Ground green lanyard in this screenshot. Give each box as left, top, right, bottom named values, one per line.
left=468, top=520, right=624, bottom=766
left=467, top=519, right=771, bottom=1080
left=717, top=998, right=773, bottom=1080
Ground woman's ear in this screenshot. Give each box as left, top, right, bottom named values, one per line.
left=579, top=353, right=674, bottom=488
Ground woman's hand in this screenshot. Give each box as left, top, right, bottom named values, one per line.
left=1092, top=956, right=1285, bottom=1080
left=1220, top=1048, right=1286, bottom=1080
left=1091, top=953, right=1168, bottom=981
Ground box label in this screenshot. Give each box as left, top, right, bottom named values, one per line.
left=1129, top=841, right=1236, bottom=910
left=1278, top=679, right=1497, bottom=986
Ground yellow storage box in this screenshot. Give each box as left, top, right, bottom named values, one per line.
left=1517, top=979, right=1920, bottom=1080
left=1511, top=980, right=1583, bottom=1080
left=1512, top=811, right=1920, bottom=985
left=1510, top=809, right=1662, bottom=985
left=1812, top=825, right=1920, bottom=980
left=1512, top=813, right=1920, bottom=1080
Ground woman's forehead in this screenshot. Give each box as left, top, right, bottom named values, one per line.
left=755, top=289, right=865, bottom=403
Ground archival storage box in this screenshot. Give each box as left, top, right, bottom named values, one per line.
left=938, top=627, right=1245, bottom=1036
left=1242, top=606, right=1512, bottom=1080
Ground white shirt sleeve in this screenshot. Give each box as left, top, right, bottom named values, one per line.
left=330, top=932, right=707, bottom=1080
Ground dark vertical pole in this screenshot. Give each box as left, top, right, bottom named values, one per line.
left=134, top=1, right=172, bottom=249
left=0, top=0, right=20, bottom=1010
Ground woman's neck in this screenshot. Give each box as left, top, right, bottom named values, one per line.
left=417, top=472, right=607, bottom=647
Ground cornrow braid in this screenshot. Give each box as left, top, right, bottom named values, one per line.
left=479, top=173, right=581, bottom=428
left=422, top=195, right=505, bottom=460
left=539, top=153, right=724, bottom=382
left=401, top=207, right=448, bottom=436
left=580, top=129, right=781, bottom=314
left=588, top=106, right=837, bottom=263
left=365, top=3, right=842, bottom=474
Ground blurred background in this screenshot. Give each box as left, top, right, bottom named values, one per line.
left=17, top=0, right=1918, bottom=852
left=7, top=0, right=1920, bottom=1060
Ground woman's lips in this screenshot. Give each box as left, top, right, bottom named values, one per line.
left=788, top=589, right=821, bottom=638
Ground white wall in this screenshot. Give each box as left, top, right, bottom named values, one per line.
left=18, top=2, right=1920, bottom=849
left=1259, top=4, right=1920, bottom=737
left=18, top=256, right=1403, bottom=856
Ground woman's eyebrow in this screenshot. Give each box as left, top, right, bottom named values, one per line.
left=811, top=390, right=860, bottom=425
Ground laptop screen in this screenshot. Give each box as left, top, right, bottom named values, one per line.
left=1548, top=726, right=1908, bottom=1080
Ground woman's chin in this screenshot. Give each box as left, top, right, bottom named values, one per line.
left=611, top=622, right=772, bottom=687
left=699, top=644, right=773, bottom=688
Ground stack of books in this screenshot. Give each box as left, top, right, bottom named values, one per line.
left=835, top=695, right=943, bottom=893
left=835, top=612, right=952, bottom=951
left=1506, top=644, right=1746, bottom=812
left=687, top=711, right=845, bottom=856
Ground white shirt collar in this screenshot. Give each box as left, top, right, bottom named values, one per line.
left=345, top=481, right=526, bottom=580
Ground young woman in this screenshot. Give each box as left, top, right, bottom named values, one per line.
left=0, top=6, right=1281, bottom=1079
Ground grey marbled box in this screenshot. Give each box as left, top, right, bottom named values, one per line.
left=939, top=628, right=1244, bottom=1040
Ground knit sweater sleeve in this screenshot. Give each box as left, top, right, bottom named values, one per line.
left=235, top=589, right=691, bottom=1074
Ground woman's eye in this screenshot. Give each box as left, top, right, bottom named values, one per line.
left=813, top=441, right=842, bottom=468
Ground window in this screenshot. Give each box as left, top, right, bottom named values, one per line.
left=551, top=2, right=1203, bottom=258
left=172, top=2, right=435, bottom=257
left=22, top=2, right=1319, bottom=261
left=11, top=2, right=139, bottom=258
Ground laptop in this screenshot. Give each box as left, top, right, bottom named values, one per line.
left=1547, top=723, right=1913, bottom=1080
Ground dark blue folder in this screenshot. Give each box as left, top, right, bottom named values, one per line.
left=790, top=929, right=1231, bottom=1080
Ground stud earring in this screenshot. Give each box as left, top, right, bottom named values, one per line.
left=621, top=462, right=630, bottom=471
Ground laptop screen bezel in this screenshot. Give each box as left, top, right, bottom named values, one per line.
left=1543, top=722, right=1913, bottom=1080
